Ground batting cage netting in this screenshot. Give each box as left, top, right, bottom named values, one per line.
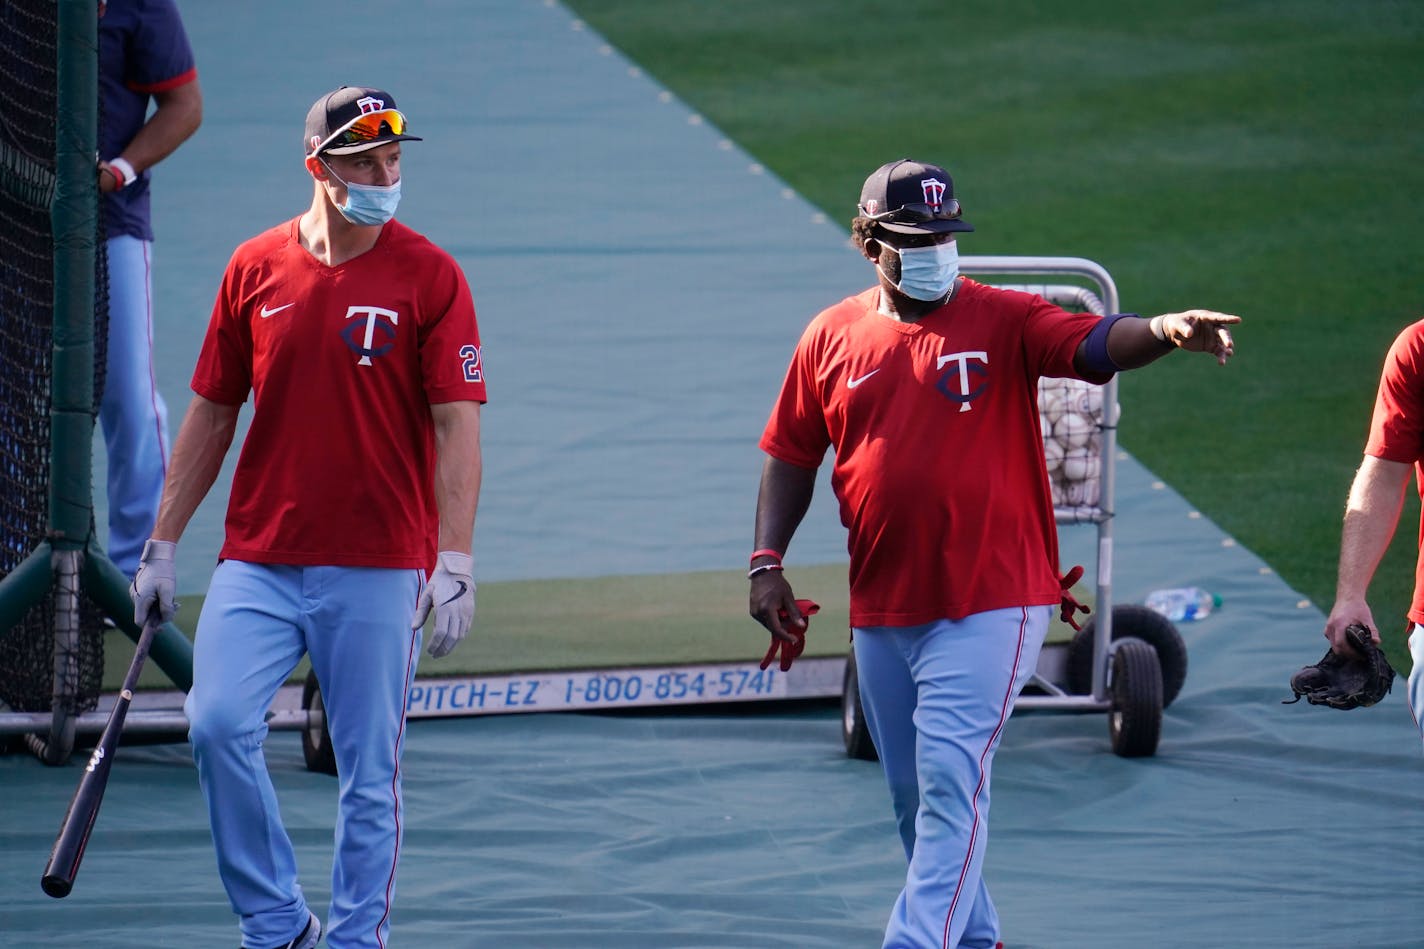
left=0, top=1, right=107, bottom=718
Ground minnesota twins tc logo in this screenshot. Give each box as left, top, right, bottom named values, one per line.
left=921, top=177, right=947, bottom=213
left=935, top=350, right=988, bottom=412
left=342, top=305, right=399, bottom=366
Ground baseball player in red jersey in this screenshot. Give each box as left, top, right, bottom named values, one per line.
left=749, top=159, right=1239, bottom=949
left=1325, top=318, right=1424, bottom=751
left=130, top=86, right=485, bottom=949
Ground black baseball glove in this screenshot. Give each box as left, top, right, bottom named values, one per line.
left=1285, top=623, right=1396, bottom=710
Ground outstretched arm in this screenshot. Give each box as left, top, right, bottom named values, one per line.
left=1325, top=454, right=1413, bottom=650
left=1079, top=309, right=1241, bottom=373
left=749, top=456, right=817, bottom=644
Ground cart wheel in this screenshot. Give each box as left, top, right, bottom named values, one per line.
left=1108, top=637, right=1162, bottom=758
left=841, top=649, right=878, bottom=761
left=1067, top=605, right=1187, bottom=707
left=301, top=670, right=339, bottom=776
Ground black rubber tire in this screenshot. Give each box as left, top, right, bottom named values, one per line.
left=841, top=649, right=878, bottom=761
left=1108, top=637, right=1163, bottom=758
left=301, top=670, right=339, bottom=776
left=1067, top=605, right=1188, bottom=708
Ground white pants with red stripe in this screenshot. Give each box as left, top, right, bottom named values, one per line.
left=185, top=561, right=423, bottom=949
left=853, top=607, right=1049, bottom=949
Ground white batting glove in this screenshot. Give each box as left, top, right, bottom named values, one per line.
left=411, top=551, right=475, bottom=659
left=130, top=539, right=178, bottom=625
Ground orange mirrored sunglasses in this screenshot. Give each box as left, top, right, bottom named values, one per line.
left=311, top=109, right=408, bottom=156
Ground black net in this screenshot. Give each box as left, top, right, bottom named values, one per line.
left=0, top=2, right=105, bottom=716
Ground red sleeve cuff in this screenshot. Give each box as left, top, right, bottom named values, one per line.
left=128, top=67, right=198, bottom=95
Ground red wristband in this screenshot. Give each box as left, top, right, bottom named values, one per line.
left=749, top=548, right=783, bottom=564
left=102, top=156, right=136, bottom=189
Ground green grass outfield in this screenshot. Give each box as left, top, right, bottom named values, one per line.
left=565, top=0, right=1424, bottom=671
left=105, top=566, right=1088, bottom=689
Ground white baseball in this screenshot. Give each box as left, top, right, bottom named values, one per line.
left=1036, top=378, right=1057, bottom=406
left=1039, top=388, right=1067, bottom=425
left=1043, top=438, right=1064, bottom=474
left=1063, top=479, right=1100, bottom=508
left=1053, top=411, right=1094, bottom=450
left=1083, top=480, right=1101, bottom=507
left=1061, top=449, right=1099, bottom=483
left=1068, top=384, right=1104, bottom=421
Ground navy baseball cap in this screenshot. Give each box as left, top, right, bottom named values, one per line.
left=304, top=86, right=422, bottom=158
left=857, top=158, right=974, bottom=235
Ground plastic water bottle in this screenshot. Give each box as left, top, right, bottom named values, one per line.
left=1144, top=586, right=1221, bottom=622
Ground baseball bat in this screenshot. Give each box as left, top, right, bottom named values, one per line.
left=41, top=613, right=161, bottom=898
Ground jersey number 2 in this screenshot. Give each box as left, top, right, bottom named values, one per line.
left=459, top=344, right=482, bottom=383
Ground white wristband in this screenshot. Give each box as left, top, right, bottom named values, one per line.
left=1148, top=314, right=1171, bottom=344
left=106, top=156, right=138, bottom=189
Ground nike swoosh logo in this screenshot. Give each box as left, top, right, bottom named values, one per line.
left=260, top=302, right=296, bottom=318
left=847, top=369, right=880, bottom=388
left=440, top=580, right=469, bottom=606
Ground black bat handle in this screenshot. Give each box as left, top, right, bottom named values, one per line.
left=40, top=614, right=161, bottom=898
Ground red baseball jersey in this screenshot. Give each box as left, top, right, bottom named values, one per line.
left=760, top=280, right=1107, bottom=627
left=1364, top=318, right=1424, bottom=625
left=192, top=217, right=487, bottom=570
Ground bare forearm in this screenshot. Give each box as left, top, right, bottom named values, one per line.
left=749, top=456, right=818, bottom=638
left=432, top=401, right=482, bottom=555
left=152, top=395, right=238, bottom=542
left=1103, top=315, right=1177, bottom=370
left=116, top=80, right=203, bottom=172
left=1094, top=309, right=1240, bottom=372
left=753, top=456, right=817, bottom=557
left=1335, top=455, right=1411, bottom=602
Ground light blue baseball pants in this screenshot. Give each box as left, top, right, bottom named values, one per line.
left=100, top=234, right=169, bottom=578
left=853, top=606, right=1049, bottom=949
left=185, top=560, right=423, bottom=949
left=1409, top=624, right=1424, bottom=756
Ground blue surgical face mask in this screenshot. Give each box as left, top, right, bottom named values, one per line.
left=879, top=240, right=959, bottom=301
left=322, top=159, right=401, bottom=226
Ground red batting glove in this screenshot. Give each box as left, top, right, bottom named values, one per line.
left=760, top=599, right=820, bottom=671
left=1059, top=565, right=1090, bottom=632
